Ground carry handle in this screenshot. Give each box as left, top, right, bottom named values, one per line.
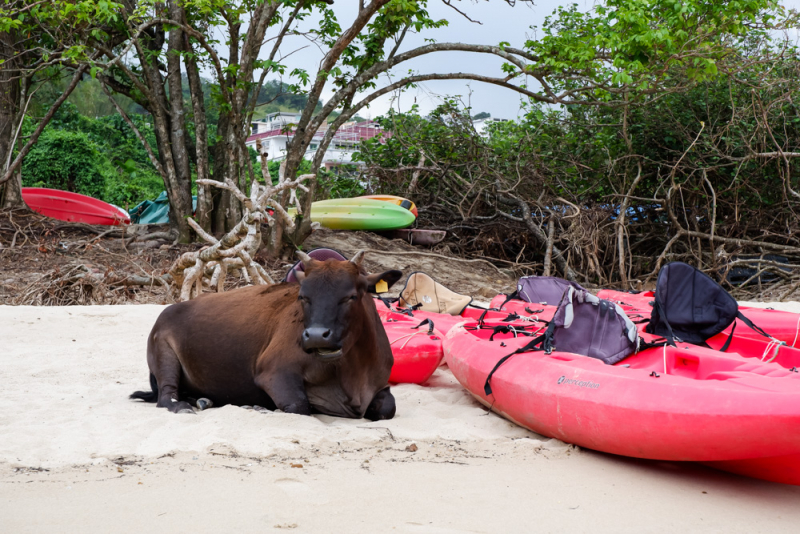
left=411, top=318, right=435, bottom=335
left=496, top=290, right=520, bottom=310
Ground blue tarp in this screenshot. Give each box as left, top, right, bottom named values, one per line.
left=129, top=192, right=197, bottom=224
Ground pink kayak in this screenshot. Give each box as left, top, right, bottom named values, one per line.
left=445, top=320, right=800, bottom=485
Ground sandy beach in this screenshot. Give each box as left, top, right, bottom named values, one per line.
left=2, top=303, right=800, bottom=533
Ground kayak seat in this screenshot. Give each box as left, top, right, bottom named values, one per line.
left=399, top=272, right=472, bottom=315
left=547, top=288, right=639, bottom=365
left=500, top=275, right=586, bottom=307
left=646, top=262, right=781, bottom=351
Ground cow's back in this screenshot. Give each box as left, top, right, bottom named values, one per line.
left=150, top=283, right=302, bottom=405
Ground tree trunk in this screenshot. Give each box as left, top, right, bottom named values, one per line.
left=164, top=1, right=194, bottom=242
left=185, top=37, right=211, bottom=232
left=0, top=31, right=22, bottom=208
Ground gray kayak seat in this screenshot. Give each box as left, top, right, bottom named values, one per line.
left=547, top=287, right=638, bottom=365
left=510, top=276, right=587, bottom=306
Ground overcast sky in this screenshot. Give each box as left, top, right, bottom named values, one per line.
left=263, top=0, right=800, bottom=121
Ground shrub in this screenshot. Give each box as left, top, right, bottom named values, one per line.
left=21, top=129, right=110, bottom=198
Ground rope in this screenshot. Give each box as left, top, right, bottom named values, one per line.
left=761, top=339, right=782, bottom=364
left=663, top=344, right=668, bottom=375
left=389, top=330, right=423, bottom=350
left=792, top=313, right=800, bottom=348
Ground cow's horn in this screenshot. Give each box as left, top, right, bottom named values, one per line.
left=296, top=250, right=313, bottom=265
left=350, top=250, right=366, bottom=267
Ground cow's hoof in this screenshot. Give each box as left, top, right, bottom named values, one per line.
left=254, top=405, right=271, bottom=413
left=167, top=400, right=195, bottom=414
left=196, top=398, right=213, bottom=410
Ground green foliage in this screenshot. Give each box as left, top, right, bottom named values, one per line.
left=252, top=80, right=323, bottom=117
left=317, top=166, right=365, bottom=199
left=0, top=1, right=123, bottom=63
left=356, top=44, right=800, bottom=282
left=103, top=160, right=164, bottom=209
left=21, top=129, right=110, bottom=198
left=20, top=102, right=164, bottom=206
left=524, top=0, right=785, bottom=101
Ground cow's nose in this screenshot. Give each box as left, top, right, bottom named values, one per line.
left=302, top=327, right=333, bottom=349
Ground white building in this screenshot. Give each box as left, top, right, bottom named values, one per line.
left=246, top=112, right=386, bottom=171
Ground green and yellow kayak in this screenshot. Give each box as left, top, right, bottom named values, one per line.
left=289, top=198, right=416, bottom=231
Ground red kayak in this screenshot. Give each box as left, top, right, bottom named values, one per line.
left=376, top=298, right=550, bottom=336
left=599, top=289, right=800, bottom=349
left=376, top=299, right=552, bottom=384
left=381, top=312, right=444, bottom=384
left=22, top=187, right=130, bottom=226
left=491, top=292, right=800, bottom=370
left=376, top=299, right=468, bottom=336
left=445, top=321, right=800, bottom=485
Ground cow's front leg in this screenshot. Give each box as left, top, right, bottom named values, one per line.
left=254, top=372, right=311, bottom=416
left=364, top=387, right=396, bottom=421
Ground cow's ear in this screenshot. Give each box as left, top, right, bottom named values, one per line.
left=365, top=270, right=403, bottom=294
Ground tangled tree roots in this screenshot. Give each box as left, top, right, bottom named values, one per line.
left=170, top=170, right=312, bottom=301
left=12, top=263, right=171, bottom=305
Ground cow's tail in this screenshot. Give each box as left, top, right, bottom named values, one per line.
left=130, top=373, right=158, bottom=403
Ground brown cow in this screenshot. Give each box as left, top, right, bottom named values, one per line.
left=130, top=250, right=402, bottom=420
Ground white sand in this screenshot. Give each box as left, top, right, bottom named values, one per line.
left=2, top=303, right=800, bottom=533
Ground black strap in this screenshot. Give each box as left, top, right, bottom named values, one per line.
left=652, top=299, right=678, bottom=347
left=484, top=334, right=546, bottom=396
left=719, top=321, right=736, bottom=352
left=496, top=291, right=520, bottom=310
left=524, top=306, right=545, bottom=315
left=411, top=318, right=435, bottom=335
left=487, top=325, right=540, bottom=341
left=377, top=296, right=398, bottom=309
left=737, top=311, right=776, bottom=341
left=638, top=337, right=669, bottom=351
left=502, top=312, right=521, bottom=322
left=540, top=319, right=558, bottom=354
left=394, top=307, right=415, bottom=317
left=488, top=325, right=513, bottom=341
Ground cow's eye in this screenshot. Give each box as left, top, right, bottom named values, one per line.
left=299, top=295, right=310, bottom=304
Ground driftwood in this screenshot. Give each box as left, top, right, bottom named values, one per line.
left=169, top=153, right=312, bottom=301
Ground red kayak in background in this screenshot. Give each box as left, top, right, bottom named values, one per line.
left=445, top=320, right=800, bottom=485
left=22, top=187, right=130, bottom=226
